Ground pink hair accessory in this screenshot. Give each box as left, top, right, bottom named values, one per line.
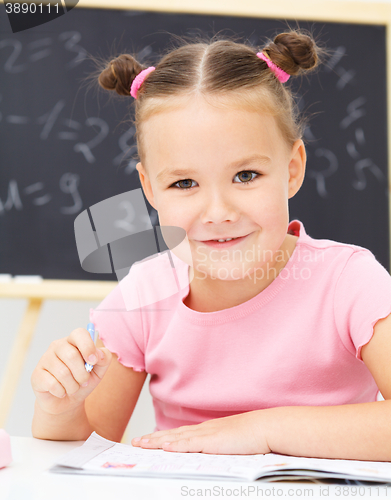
left=256, top=52, right=290, bottom=83
left=130, top=66, right=155, bottom=99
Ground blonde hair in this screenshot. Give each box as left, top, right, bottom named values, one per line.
left=98, top=31, right=322, bottom=164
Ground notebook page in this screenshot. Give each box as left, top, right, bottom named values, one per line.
left=55, top=432, right=116, bottom=468
left=52, top=432, right=391, bottom=483
left=53, top=432, right=268, bottom=480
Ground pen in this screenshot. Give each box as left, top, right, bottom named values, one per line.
left=85, top=322, right=96, bottom=372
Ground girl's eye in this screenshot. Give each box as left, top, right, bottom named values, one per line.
left=170, top=170, right=261, bottom=190
left=172, top=179, right=197, bottom=190
left=234, top=170, right=260, bottom=184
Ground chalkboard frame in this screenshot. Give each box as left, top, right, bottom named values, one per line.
left=73, top=0, right=391, bottom=269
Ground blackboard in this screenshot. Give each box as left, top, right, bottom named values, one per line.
left=0, top=5, right=389, bottom=280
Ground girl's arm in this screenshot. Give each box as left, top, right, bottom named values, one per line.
left=265, top=312, right=391, bottom=461
left=263, top=401, right=391, bottom=461
left=132, top=313, right=391, bottom=460
left=84, top=339, right=148, bottom=443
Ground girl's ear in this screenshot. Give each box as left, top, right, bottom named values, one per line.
left=136, top=162, right=157, bottom=209
left=288, top=139, right=306, bottom=199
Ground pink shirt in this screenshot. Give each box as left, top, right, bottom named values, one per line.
left=90, top=220, right=391, bottom=431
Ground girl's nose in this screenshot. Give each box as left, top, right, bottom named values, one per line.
left=199, top=191, right=240, bottom=225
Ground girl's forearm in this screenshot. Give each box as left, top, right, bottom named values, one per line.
left=31, top=399, right=93, bottom=441
left=263, top=400, right=391, bottom=461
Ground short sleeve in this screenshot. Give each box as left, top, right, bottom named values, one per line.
left=89, top=275, right=146, bottom=371
left=334, top=249, right=391, bottom=364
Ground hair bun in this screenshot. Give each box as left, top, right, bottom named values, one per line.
left=98, top=54, right=146, bottom=97
left=264, top=31, right=319, bottom=77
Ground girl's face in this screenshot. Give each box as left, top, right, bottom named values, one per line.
left=137, top=96, right=306, bottom=282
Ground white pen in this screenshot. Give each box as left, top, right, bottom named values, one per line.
left=85, top=322, right=96, bottom=372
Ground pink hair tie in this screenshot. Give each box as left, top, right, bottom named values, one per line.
left=256, top=52, right=290, bottom=83
left=130, top=66, right=155, bottom=99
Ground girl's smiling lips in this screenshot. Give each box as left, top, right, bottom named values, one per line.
left=196, top=233, right=252, bottom=249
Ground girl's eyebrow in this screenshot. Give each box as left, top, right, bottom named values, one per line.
left=156, top=154, right=271, bottom=183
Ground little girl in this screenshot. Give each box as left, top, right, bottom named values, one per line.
left=31, top=31, right=391, bottom=461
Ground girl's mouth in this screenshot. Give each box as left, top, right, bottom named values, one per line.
left=199, top=234, right=250, bottom=249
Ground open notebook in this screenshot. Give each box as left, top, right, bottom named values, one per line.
left=48, top=432, right=391, bottom=483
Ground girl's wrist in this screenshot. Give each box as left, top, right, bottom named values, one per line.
left=248, top=407, right=279, bottom=454
left=32, top=399, right=92, bottom=441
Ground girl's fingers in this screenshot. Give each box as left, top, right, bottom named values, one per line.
left=133, top=429, right=195, bottom=449
left=89, top=347, right=111, bottom=375
left=136, top=434, right=206, bottom=453
left=41, top=354, right=82, bottom=396
left=67, top=328, right=101, bottom=366
left=32, top=367, right=67, bottom=399
left=131, top=427, right=188, bottom=446
left=133, top=424, right=195, bottom=441
left=34, top=339, right=112, bottom=402
left=162, top=438, right=203, bottom=453
left=31, top=334, right=113, bottom=418
left=66, top=329, right=111, bottom=376
left=50, top=342, right=91, bottom=391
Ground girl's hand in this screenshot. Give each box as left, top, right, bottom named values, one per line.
left=31, top=328, right=112, bottom=416
left=131, top=410, right=272, bottom=455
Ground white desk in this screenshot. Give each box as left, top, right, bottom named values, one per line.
left=1, top=436, right=384, bottom=500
